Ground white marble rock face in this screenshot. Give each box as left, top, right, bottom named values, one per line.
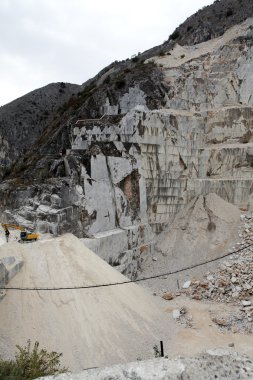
left=70, top=19, right=253, bottom=235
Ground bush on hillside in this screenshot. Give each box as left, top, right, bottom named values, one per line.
left=115, top=79, right=126, bottom=89
left=131, top=56, right=139, bottom=63
left=226, top=8, right=234, bottom=17
left=0, top=340, right=68, bottom=380
left=170, top=30, right=180, bottom=40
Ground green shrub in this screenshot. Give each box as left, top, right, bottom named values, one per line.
left=137, top=59, right=145, bottom=66
left=103, top=75, right=111, bottom=85
left=153, top=344, right=168, bottom=359
left=226, top=8, right=233, bottom=17
left=131, top=56, right=139, bottom=63
left=153, top=344, right=161, bottom=358
left=170, top=30, right=180, bottom=40
left=115, top=79, right=126, bottom=89
left=0, top=340, right=68, bottom=380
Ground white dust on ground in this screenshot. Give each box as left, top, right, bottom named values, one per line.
left=0, top=234, right=174, bottom=372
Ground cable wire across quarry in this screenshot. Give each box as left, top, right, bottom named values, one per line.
left=0, top=242, right=252, bottom=291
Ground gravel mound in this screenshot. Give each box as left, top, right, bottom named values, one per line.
left=0, top=234, right=172, bottom=372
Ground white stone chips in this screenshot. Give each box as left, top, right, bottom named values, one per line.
left=0, top=234, right=173, bottom=372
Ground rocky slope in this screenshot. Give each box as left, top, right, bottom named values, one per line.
left=0, top=82, right=80, bottom=178
left=182, top=210, right=253, bottom=306
left=0, top=0, right=253, bottom=269
left=165, top=0, right=253, bottom=46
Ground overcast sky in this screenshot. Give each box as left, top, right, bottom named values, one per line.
left=0, top=0, right=214, bottom=106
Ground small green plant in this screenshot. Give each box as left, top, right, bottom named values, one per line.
left=103, top=75, right=111, bottom=85
left=226, top=8, right=233, bottom=17
left=170, top=30, right=180, bottom=40
left=131, top=56, right=139, bottom=63
left=115, top=79, right=126, bottom=89
left=136, top=58, right=145, bottom=66
left=0, top=340, right=68, bottom=380
left=153, top=344, right=168, bottom=359
left=153, top=344, right=161, bottom=358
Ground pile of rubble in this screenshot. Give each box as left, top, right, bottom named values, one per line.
left=172, top=306, right=193, bottom=328
left=182, top=213, right=253, bottom=304
left=210, top=302, right=253, bottom=334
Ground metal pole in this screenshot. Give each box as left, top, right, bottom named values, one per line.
left=160, top=341, right=164, bottom=357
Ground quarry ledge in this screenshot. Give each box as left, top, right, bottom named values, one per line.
left=39, top=350, right=253, bottom=380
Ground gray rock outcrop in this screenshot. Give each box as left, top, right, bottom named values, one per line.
left=0, top=82, right=80, bottom=178
left=39, top=350, right=253, bottom=380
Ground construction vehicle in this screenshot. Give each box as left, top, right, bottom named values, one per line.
left=1, top=223, right=39, bottom=243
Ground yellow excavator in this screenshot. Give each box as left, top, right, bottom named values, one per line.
left=1, top=223, right=39, bottom=243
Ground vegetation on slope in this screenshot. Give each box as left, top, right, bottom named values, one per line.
left=0, top=340, right=67, bottom=380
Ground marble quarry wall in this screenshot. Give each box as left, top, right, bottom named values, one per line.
left=1, top=19, right=253, bottom=275
left=71, top=19, right=253, bottom=235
